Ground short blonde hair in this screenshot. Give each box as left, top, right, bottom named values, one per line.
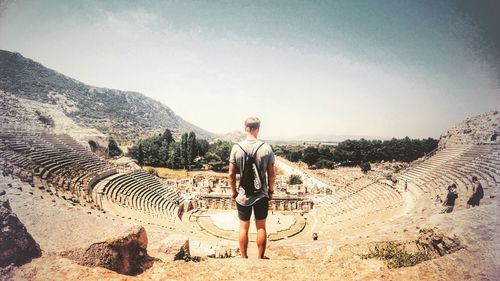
left=244, top=116, right=261, bottom=132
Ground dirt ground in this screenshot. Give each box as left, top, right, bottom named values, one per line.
left=2, top=173, right=499, bottom=281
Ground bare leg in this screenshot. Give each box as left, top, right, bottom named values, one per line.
left=255, top=219, right=267, bottom=259
left=239, top=220, right=250, bottom=258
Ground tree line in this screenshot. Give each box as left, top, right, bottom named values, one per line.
left=126, top=129, right=233, bottom=171
left=275, top=137, right=438, bottom=169
left=111, top=132, right=438, bottom=172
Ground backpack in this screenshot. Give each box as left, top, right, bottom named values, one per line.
left=237, top=142, right=265, bottom=196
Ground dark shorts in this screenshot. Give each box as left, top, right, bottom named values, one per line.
left=467, top=196, right=480, bottom=207
left=236, top=198, right=269, bottom=221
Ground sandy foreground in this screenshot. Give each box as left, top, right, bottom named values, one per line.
left=1, top=176, right=499, bottom=281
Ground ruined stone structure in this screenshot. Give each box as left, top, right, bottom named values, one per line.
left=196, top=194, right=313, bottom=212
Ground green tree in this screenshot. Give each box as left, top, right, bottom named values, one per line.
left=287, top=151, right=302, bottom=162
left=302, top=146, right=320, bottom=167
left=210, top=140, right=233, bottom=163
left=138, top=143, right=144, bottom=167
left=187, top=131, right=197, bottom=164
left=179, top=133, right=189, bottom=167
left=158, top=140, right=170, bottom=166
left=196, top=139, right=210, bottom=157
left=318, top=146, right=333, bottom=160
left=162, top=128, right=174, bottom=144
left=204, top=152, right=222, bottom=163
left=168, top=142, right=181, bottom=169
left=108, top=137, right=122, bottom=157
left=316, top=159, right=335, bottom=169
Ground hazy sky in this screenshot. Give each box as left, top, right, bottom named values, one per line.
left=0, top=0, right=499, bottom=139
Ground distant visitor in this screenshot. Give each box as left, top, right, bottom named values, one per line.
left=442, top=184, right=458, bottom=213
left=467, top=176, right=483, bottom=207
left=312, top=232, right=318, bottom=241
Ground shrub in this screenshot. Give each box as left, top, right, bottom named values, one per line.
left=145, top=167, right=158, bottom=177
left=288, top=174, right=303, bottom=185
left=360, top=162, right=371, bottom=173
left=361, top=242, right=431, bottom=268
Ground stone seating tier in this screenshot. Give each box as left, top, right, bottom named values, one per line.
left=0, top=128, right=113, bottom=197
left=399, top=144, right=499, bottom=206
left=102, top=170, right=182, bottom=218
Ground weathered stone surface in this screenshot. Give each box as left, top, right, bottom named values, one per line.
left=155, top=234, right=190, bottom=261
left=189, top=240, right=237, bottom=259
left=190, top=240, right=216, bottom=258
left=60, top=226, right=153, bottom=275
left=439, top=110, right=500, bottom=148
left=0, top=195, right=42, bottom=267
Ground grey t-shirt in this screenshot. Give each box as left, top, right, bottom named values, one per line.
left=229, top=139, right=275, bottom=206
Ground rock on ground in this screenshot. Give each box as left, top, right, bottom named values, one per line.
left=60, top=226, right=154, bottom=275
left=416, top=227, right=462, bottom=257
left=0, top=195, right=41, bottom=267
left=154, top=234, right=190, bottom=261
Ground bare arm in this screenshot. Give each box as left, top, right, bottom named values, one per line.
left=267, top=163, right=276, bottom=199
left=229, top=162, right=237, bottom=199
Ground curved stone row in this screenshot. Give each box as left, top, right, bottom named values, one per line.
left=102, top=170, right=183, bottom=219
left=315, top=181, right=403, bottom=226
left=0, top=128, right=114, bottom=202
left=399, top=144, right=500, bottom=206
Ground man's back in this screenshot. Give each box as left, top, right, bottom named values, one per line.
left=229, top=139, right=274, bottom=206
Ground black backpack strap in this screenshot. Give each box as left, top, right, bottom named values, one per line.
left=252, top=142, right=265, bottom=157
left=237, top=141, right=265, bottom=157
left=236, top=143, right=248, bottom=156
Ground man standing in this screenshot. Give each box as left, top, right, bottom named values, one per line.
left=229, top=117, right=276, bottom=259
left=467, top=176, right=484, bottom=207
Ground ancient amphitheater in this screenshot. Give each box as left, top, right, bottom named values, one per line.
left=0, top=91, right=499, bottom=280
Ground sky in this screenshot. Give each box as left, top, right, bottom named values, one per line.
left=0, top=0, right=499, bottom=140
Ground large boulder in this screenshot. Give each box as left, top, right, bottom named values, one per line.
left=0, top=196, right=42, bottom=267
left=61, top=226, right=153, bottom=275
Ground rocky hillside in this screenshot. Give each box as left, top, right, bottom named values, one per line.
left=0, top=50, right=217, bottom=143
left=439, top=110, right=500, bottom=149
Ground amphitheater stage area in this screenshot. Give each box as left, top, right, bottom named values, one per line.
left=195, top=210, right=307, bottom=241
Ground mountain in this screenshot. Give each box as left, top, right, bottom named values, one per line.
left=0, top=49, right=218, bottom=143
